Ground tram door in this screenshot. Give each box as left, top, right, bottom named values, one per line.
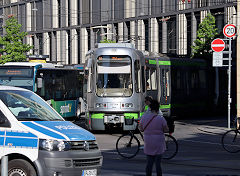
left=159, top=65, right=171, bottom=117
left=146, top=61, right=158, bottom=100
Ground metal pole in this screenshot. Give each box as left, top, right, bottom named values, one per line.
left=228, top=37, right=232, bottom=129
left=237, top=1, right=240, bottom=128
left=1, top=156, right=8, bottom=176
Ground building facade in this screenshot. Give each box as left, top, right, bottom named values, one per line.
left=0, top=0, right=237, bottom=64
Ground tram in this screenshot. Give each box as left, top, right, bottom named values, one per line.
left=84, top=43, right=146, bottom=131
left=145, top=55, right=217, bottom=118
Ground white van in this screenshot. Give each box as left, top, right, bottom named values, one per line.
left=0, top=86, right=102, bottom=176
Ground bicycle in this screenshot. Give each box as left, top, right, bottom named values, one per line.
left=221, top=116, right=240, bottom=153
left=116, top=119, right=178, bottom=159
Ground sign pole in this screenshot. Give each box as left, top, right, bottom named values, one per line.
left=228, top=37, right=232, bottom=129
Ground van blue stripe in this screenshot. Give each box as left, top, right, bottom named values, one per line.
left=6, top=131, right=37, bottom=138
left=22, top=122, right=66, bottom=140
left=0, top=131, right=5, bottom=136
left=5, top=138, right=38, bottom=148
left=0, top=137, right=4, bottom=146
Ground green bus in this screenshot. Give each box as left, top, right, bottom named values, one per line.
left=0, top=62, right=84, bottom=120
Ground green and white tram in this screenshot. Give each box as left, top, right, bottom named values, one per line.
left=145, top=55, right=217, bottom=118
left=84, top=43, right=146, bottom=131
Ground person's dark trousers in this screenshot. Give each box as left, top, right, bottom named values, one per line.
left=146, top=154, right=162, bottom=176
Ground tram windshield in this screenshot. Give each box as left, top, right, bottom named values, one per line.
left=96, top=55, right=132, bottom=97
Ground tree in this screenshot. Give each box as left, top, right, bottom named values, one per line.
left=0, top=15, right=33, bottom=64
left=191, top=13, right=219, bottom=59
left=100, top=38, right=116, bottom=43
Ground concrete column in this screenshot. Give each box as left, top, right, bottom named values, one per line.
left=138, top=20, right=145, bottom=51
left=226, top=6, right=237, bottom=25
left=71, top=0, right=78, bottom=26
left=26, top=3, right=31, bottom=31
left=200, top=10, right=208, bottom=22
left=71, top=29, right=78, bottom=64
left=43, top=33, right=50, bottom=62
left=34, top=35, right=39, bottom=55
left=107, top=24, right=114, bottom=41
left=52, top=0, right=58, bottom=28
left=118, top=22, right=124, bottom=42
left=26, top=35, right=33, bottom=55
left=125, top=0, right=130, bottom=18
left=90, top=29, right=95, bottom=50
left=123, top=22, right=128, bottom=41
left=56, top=31, right=61, bottom=63
left=162, top=20, right=167, bottom=54
left=81, top=28, right=88, bottom=64
left=130, top=21, right=135, bottom=45
left=60, top=31, right=67, bottom=64
left=65, top=31, right=69, bottom=64
left=177, top=13, right=187, bottom=55
left=52, top=32, right=57, bottom=62
left=191, top=12, right=197, bottom=54
left=150, top=18, right=159, bottom=53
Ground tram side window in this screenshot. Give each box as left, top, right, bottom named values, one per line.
left=166, top=69, right=170, bottom=96
left=172, top=68, right=183, bottom=90
left=146, top=68, right=151, bottom=90
left=199, top=70, right=207, bottom=88
left=150, top=68, right=157, bottom=90
left=134, top=61, right=141, bottom=93
left=142, top=66, right=145, bottom=92
left=190, top=70, right=200, bottom=89
left=87, top=67, right=93, bottom=93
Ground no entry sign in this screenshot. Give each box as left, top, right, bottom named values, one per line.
left=211, top=39, right=225, bottom=52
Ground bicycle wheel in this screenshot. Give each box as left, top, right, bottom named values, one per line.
left=163, top=134, right=178, bottom=160
left=222, top=129, right=240, bottom=153
left=116, top=134, right=140, bottom=159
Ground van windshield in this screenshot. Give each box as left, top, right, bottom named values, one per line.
left=0, top=90, right=64, bottom=121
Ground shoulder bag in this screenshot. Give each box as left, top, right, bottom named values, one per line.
left=143, top=114, right=157, bottom=131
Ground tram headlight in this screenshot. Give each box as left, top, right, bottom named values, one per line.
left=125, top=103, right=133, bottom=108
left=96, top=103, right=107, bottom=108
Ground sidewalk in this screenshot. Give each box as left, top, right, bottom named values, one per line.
left=177, top=116, right=231, bottom=135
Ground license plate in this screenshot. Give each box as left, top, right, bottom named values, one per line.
left=108, top=103, right=120, bottom=109
left=82, top=169, right=97, bottom=176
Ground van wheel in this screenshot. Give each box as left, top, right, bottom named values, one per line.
left=8, top=159, right=36, bottom=176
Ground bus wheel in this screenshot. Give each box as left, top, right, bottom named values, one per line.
left=8, top=159, right=36, bottom=176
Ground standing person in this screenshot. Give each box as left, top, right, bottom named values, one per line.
left=139, top=100, right=169, bottom=176
left=144, top=96, right=163, bottom=116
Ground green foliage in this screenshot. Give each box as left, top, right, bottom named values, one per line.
left=100, top=38, right=116, bottom=43
left=191, top=13, right=219, bottom=59
left=0, top=15, right=33, bottom=64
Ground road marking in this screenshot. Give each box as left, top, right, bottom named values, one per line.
left=181, top=139, right=221, bottom=146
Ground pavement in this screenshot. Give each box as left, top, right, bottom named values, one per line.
left=98, top=115, right=240, bottom=176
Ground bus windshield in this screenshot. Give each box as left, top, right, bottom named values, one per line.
left=96, top=55, right=132, bottom=97
left=36, top=69, right=83, bottom=101
left=0, top=67, right=34, bottom=90
left=0, top=90, right=63, bottom=121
